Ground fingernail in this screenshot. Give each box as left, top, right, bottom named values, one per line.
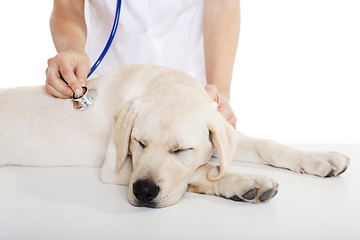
left=75, top=88, right=82, bottom=97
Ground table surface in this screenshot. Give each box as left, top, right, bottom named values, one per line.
left=1, top=144, right=359, bottom=240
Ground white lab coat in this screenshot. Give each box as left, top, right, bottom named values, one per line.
left=86, top=0, right=206, bottom=86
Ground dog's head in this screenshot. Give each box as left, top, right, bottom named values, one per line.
left=113, top=85, right=238, bottom=207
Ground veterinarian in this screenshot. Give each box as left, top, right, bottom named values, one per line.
left=45, top=0, right=240, bottom=128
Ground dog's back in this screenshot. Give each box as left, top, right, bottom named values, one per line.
left=0, top=83, right=110, bottom=167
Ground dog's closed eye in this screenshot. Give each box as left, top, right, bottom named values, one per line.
left=134, top=138, right=146, bottom=149
left=170, top=147, right=194, bottom=154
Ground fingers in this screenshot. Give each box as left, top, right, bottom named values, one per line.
left=218, top=101, right=237, bottom=129
left=205, top=84, right=237, bottom=128
left=228, top=116, right=237, bottom=129
left=45, top=82, right=70, bottom=99
left=58, top=60, right=84, bottom=97
left=45, top=51, right=90, bottom=98
left=46, top=62, right=73, bottom=98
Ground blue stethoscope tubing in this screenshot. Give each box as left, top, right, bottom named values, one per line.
left=87, top=0, right=122, bottom=78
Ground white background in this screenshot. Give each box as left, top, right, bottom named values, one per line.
left=0, top=0, right=359, bottom=143
left=0, top=2, right=359, bottom=239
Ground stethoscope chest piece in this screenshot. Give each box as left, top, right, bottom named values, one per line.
left=72, top=86, right=97, bottom=111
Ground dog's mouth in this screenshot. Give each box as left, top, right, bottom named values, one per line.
left=132, top=200, right=158, bottom=208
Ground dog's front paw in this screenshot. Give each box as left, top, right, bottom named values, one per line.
left=298, top=151, right=350, bottom=178
left=219, top=175, right=279, bottom=203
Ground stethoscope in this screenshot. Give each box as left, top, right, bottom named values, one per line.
left=73, top=0, right=122, bottom=111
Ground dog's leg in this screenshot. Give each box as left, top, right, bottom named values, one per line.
left=101, top=156, right=132, bottom=185
left=188, top=164, right=279, bottom=203
left=233, top=132, right=350, bottom=177
left=100, top=137, right=132, bottom=185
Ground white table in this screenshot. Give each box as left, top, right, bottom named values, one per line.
left=1, top=144, right=359, bottom=240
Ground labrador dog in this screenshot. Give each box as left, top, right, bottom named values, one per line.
left=0, top=64, right=350, bottom=208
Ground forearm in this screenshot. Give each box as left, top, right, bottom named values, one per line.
left=50, top=0, right=87, bottom=53
left=203, top=0, right=240, bottom=100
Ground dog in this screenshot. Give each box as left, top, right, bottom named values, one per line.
left=0, top=64, right=350, bottom=208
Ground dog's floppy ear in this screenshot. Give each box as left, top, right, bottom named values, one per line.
left=113, top=100, right=139, bottom=171
left=207, top=112, right=239, bottom=181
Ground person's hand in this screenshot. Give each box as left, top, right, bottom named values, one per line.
left=46, top=50, right=90, bottom=98
left=205, top=84, right=237, bottom=128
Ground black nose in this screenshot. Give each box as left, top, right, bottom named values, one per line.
left=133, top=179, right=160, bottom=203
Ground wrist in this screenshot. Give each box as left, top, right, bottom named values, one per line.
left=57, top=43, right=86, bottom=54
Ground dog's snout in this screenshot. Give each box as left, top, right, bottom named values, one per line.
left=133, top=179, right=160, bottom=203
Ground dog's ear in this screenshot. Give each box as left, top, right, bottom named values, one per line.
left=207, top=112, right=239, bottom=181
left=113, top=100, right=139, bottom=171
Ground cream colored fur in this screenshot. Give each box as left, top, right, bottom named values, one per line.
left=0, top=64, right=350, bottom=207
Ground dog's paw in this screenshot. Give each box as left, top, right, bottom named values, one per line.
left=297, top=151, right=350, bottom=178
left=219, top=175, right=279, bottom=203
